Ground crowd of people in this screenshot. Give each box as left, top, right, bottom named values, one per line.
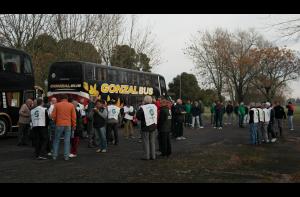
left=16, top=94, right=296, bottom=161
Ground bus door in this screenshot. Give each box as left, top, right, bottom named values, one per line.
left=4, top=91, right=22, bottom=127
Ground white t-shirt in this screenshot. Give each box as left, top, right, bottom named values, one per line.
left=124, top=106, right=134, bottom=120
left=108, top=105, right=120, bottom=120
left=77, top=103, right=86, bottom=117
left=48, top=104, right=55, bottom=117
left=141, top=104, right=157, bottom=126
left=31, top=106, right=47, bottom=127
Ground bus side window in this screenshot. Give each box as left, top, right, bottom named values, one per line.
left=3, top=52, right=21, bottom=73
left=23, top=56, right=33, bottom=74
left=85, top=65, right=95, bottom=81
left=6, top=92, right=20, bottom=108
left=120, top=71, right=128, bottom=84
left=108, top=69, right=117, bottom=83
left=127, top=72, right=133, bottom=85
left=97, top=68, right=107, bottom=81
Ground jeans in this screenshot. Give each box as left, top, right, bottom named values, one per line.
left=95, top=127, right=107, bottom=150
left=70, top=136, right=80, bottom=155
left=288, top=115, right=294, bottom=130
left=53, top=126, right=71, bottom=159
left=260, top=122, right=269, bottom=142
left=159, top=132, right=171, bottom=156
left=268, top=123, right=276, bottom=139
left=211, top=113, right=215, bottom=125
left=249, top=123, right=258, bottom=145
left=192, top=116, right=200, bottom=128
left=142, top=131, right=156, bottom=160
left=185, top=113, right=192, bottom=126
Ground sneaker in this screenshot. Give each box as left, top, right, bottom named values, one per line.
left=130, top=136, right=136, bottom=139
left=213, top=127, right=217, bottom=129
left=271, top=138, right=277, bottom=143
left=266, top=140, right=270, bottom=143
left=200, top=126, right=204, bottom=129
left=290, top=128, right=295, bottom=131
left=138, top=140, right=142, bottom=143
left=181, top=137, right=186, bottom=140
left=64, top=157, right=70, bottom=161
left=52, top=157, right=57, bottom=160
left=101, top=149, right=107, bottom=153
left=219, top=127, right=222, bottom=130
left=176, top=137, right=181, bottom=141
left=96, top=149, right=101, bottom=153
left=69, top=154, right=77, bottom=158
left=38, top=156, right=48, bottom=160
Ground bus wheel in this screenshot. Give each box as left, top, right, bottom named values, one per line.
left=0, top=118, right=8, bottom=137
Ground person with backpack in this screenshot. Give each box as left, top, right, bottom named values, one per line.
left=286, top=101, right=295, bottom=131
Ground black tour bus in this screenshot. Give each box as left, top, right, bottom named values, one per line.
left=47, top=61, right=167, bottom=109
left=0, top=46, right=37, bottom=137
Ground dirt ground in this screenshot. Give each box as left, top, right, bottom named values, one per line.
left=0, top=117, right=300, bottom=183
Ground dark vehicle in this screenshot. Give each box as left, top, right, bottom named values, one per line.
left=47, top=61, right=167, bottom=109
left=0, top=46, right=37, bottom=137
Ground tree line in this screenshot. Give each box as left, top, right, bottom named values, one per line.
left=0, top=14, right=161, bottom=90
left=185, top=28, right=300, bottom=103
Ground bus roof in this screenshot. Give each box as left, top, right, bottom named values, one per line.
left=52, top=60, right=165, bottom=79
left=0, top=45, right=31, bottom=57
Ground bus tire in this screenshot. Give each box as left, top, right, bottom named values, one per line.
left=0, top=117, right=8, bottom=137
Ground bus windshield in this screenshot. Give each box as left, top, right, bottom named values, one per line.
left=49, top=62, right=82, bottom=81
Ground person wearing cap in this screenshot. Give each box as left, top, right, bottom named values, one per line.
left=249, top=102, right=259, bottom=145
left=107, top=99, right=120, bottom=145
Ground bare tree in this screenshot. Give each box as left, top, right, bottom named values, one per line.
left=267, top=15, right=300, bottom=40
left=0, top=14, right=49, bottom=49
left=186, top=28, right=227, bottom=101
left=251, top=47, right=300, bottom=101
left=92, top=14, right=124, bottom=66
left=124, top=15, right=162, bottom=68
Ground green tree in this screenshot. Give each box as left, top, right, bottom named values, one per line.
left=137, top=52, right=151, bottom=72
left=168, top=72, right=202, bottom=101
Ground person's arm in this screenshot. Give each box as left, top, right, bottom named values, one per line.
left=19, top=104, right=30, bottom=117
left=97, top=108, right=108, bottom=119
left=283, top=107, right=287, bottom=119
left=51, top=105, right=57, bottom=123
left=136, top=108, right=143, bottom=120
left=45, top=110, right=50, bottom=127
left=71, top=106, right=77, bottom=129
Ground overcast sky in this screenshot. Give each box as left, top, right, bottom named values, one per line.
left=137, top=14, right=300, bottom=99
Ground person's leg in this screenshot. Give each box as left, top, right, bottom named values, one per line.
left=166, top=133, right=172, bottom=156
left=142, top=131, right=150, bottom=160
left=70, top=137, right=75, bottom=154
left=99, top=127, right=107, bottom=150
left=32, top=127, right=40, bottom=157
left=129, top=121, right=134, bottom=137
left=106, top=124, right=112, bottom=143
left=199, top=113, right=203, bottom=127
left=17, top=123, right=25, bottom=145
left=174, top=122, right=179, bottom=137
left=63, top=127, right=71, bottom=159
left=191, top=116, right=195, bottom=128
left=291, top=116, right=294, bottom=130
left=40, top=127, right=49, bottom=157
left=215, top=113, right=219, bottom=128
left=52, top=126, right=63, bottom=158
left=220, top=113, right=223, bottom=128
left=23, top=124, right=30, bottom=145
left=88, top=120, right=95, bottom=146
left=253, top=123, right=258, bottom=144
left=249, top=123, right=254, bottom=144
left=159, top=132, right=166, bottom=156
left=288, top=116, right=291, bottom=130
left=124, top=120, right=129, bottom=138
left=179, top=123, right=183, bottom=137
left=149, top=131, right=156, bottom=159
left=113, top=123, right=119, bottom=144
left=196, top=116, right=200, bottom=128
left=278, top=119, right=283, bottom=137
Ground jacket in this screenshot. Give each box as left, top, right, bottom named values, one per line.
left=226, top=104, right=233, bottom=114
left=51, top=99, right=76, bottom=127
left=274, top=105, right=286, bottom=119
left=286, top=104, right=294, bottom=116
left=158, top=106, right=172, bottom=133
left=93, top=108, right=108, bottom=128
left=191, top=106, right=201, bottom=116
left=174, top=104, right=185, bottom=123
left=19, top=103, right=31, bottom=124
